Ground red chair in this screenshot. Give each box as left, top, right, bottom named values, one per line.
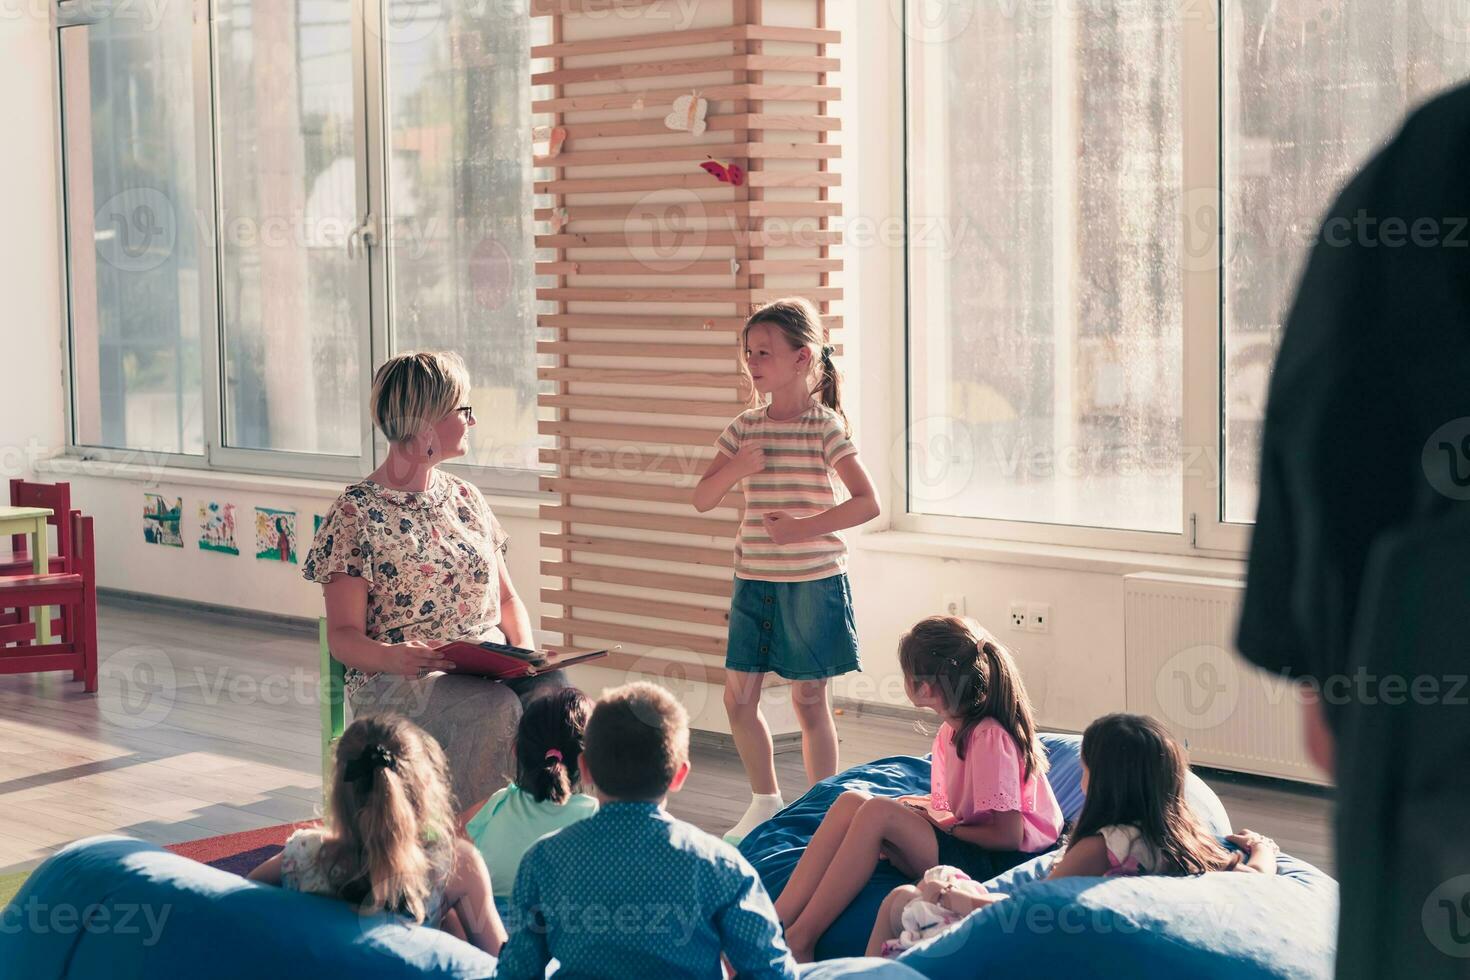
left=3, top=478, right=73, bottom=575
left=2, top=479, right=75, bottom=641
left=0, top=511, right=97, bottom=692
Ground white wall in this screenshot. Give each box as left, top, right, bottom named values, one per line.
left=0, top=8, right=66, bottom=481
left=12, top=3, right=1246, bottom=738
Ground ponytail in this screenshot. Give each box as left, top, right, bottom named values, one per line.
left=322, top=715, right=456, bottom=924
left=815, top=345, right=850, bottom=437
left=515, top=688, right=592, bottom=804
left=524, top=748, right=574, bottom=805
left=975, top=640, right=1046, bottom=781
left=356, top=766, right=435, bottom=922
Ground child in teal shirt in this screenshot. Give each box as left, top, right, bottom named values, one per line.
left=461, top=687, right=598, bottom=900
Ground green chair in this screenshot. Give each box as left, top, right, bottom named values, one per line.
left=318, top=618, right=346, bottom=791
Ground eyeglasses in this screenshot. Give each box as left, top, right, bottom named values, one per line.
left=455, top=406, right=475, bottom=423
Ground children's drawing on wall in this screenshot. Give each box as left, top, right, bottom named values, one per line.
left=198, top=501, right=239, bottom=555
left=142, top=493, right=183, bottom=547
left=254, top=507, right=297, bottom=564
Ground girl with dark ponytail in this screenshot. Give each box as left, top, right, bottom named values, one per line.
left=249, top=713, right=507, bottom=955
left=774, top=616, right=1063, bottom=963
left=694, top=296, right=881, bottom=848
left=462, top=688, right=598, bottom=905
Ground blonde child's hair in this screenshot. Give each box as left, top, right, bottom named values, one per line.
left=370, top=351, right=470, bottom=444
left=898, top=616, right=1048, bottom=781
left=320, top=713, right=457, bottom=922
left=742, top=297, right=849, bottom=435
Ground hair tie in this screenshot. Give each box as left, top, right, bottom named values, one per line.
left=343, top=743, right=397, bottom=789
left=820, top=344, right=835, bottom=361
left=544, top=748, right=564, bottom=764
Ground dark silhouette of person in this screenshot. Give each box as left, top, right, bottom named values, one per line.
left=1237, top=82, right=1470, bottom=979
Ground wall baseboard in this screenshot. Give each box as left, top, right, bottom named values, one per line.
left=832, top=695, right=931, bottom=726
left=100, top=588, right=317, bottom=635
left=690, top=729, right=803, bottom=757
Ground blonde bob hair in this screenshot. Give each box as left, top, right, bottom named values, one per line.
left=370, top=351, right=469, bottom=444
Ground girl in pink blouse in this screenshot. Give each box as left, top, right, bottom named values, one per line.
left=774, top=616, right=1061, bottom=962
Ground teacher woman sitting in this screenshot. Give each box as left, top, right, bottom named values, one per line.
left=303, top=351, right=563, bottom=805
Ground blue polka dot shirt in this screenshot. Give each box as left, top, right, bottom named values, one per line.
left=494, top=801, right=799, bottom=979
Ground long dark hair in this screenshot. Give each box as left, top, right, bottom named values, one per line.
left=515, top=688, right=592, bottom=804
left=741, top=297, right=849, bottom=435
left=1072, top=714, right=1240, bottom=875
left=897, top=615, right=1046, bottom=781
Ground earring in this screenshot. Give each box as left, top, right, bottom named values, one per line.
left=427, top=446, right=434, bottom=457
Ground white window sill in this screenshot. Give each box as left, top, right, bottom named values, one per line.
left=855, top=528, right=1247, bottom=580
left=35, top=455, right=547, bottom=522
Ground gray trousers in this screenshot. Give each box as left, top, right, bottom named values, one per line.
left=348, top=669, right=568, bottom=808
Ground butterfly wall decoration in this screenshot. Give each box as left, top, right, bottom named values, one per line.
left=701, top=157, right=745, bottom=186
left=665, top=92, right=708, bottom=136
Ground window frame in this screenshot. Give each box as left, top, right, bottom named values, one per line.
left=53, top=0, right=546, bottom=497
left=897, top=0, right=1250, bottom=558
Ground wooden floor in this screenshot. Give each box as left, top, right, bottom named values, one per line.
left=0, top=599, right=1336, bottom=876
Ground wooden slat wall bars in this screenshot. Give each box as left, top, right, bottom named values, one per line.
left=531, top=0, right=841, bottom=687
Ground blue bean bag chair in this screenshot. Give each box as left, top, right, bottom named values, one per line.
left=739, top=731, right=1327, bottom=972
left=895, top=847, right=1338, bottom=979
left=0, top=835, right=498, bottom=979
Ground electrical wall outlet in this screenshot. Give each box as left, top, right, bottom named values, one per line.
left=1026, top=602, right=1051, bottom=633
left=1008, top=601, right=1028, bottom=630
left=943, top=593, right=966, bottom=617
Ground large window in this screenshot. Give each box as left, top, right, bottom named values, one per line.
left=58, top=0, right=542, bottom=483
left=1221, top=1, right=1470, bottom=523
left=62, top=4, right=206, bottom=457
left=214, top=0, right=364, bottom=458
left=906, top=1, right=1183, bottom=534
left=905, top=0, right=1470, bottom=547
left=383, top=0, right=540, bottom=473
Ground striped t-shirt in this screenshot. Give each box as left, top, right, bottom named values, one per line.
left=715, top=403, right=857, bottom=581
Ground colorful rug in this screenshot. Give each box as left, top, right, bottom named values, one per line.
left=163, top=820, right=321, bottom=877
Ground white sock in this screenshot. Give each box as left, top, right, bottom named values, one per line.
left=724, top=792, right=785, bottom=844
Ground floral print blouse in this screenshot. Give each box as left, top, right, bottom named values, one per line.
left=303, top=469, right=509, bottom=698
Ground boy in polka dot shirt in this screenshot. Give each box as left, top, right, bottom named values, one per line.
left=496, top=682, right=799, bottom=979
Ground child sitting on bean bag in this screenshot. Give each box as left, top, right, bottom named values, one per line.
left=868, top=713, right=1280, bottom=957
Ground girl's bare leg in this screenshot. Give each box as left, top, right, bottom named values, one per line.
left=724, top=669, right=779, bottom=795
left=773, top=789, right=870, bottom=926
left=866, top=884, right=920, bottom=957
left=785, top=798, right=940, bottom=962
left=791, top=679, right=839, bottom=784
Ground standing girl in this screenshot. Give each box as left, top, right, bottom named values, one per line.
left=773, top=615, right=1063, bottom=963
left=694, top=297, right=881, bottom=845
left=249, top=713, right=507, bottom=955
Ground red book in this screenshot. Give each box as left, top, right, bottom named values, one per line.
left=437, top=640, right=611, bottom=679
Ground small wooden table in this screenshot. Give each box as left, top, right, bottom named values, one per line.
left=0, top=505, right=53, bottom=644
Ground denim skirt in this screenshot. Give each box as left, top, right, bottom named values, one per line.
left=725, top=573, right=861, bottom=680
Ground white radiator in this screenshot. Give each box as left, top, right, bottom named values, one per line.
left=1123, top=572, right=1324, bottom=785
